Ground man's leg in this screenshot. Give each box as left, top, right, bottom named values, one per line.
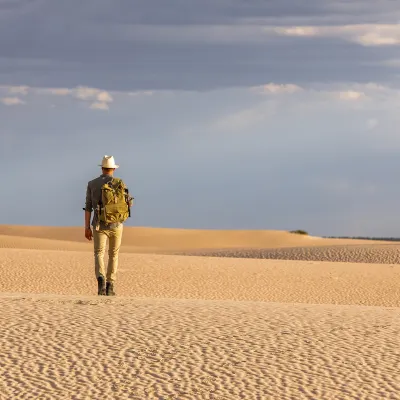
left=106, top=224, right=123, bottom=295
left=93, top=229, right=108, bottom=295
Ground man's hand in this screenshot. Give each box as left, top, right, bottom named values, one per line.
left=85, top=227, right=93, bottom=241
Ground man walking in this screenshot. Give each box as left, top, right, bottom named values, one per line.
left=84, top=155, right=132, bottom=296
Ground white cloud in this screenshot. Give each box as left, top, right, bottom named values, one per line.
left=254, top=83, right=303, bottom=94
left=89, top=102, right=109, bottom=111
left=8, top=85, right=29, bottom=95
left=0, top=85, right=29, bottom=95
left=253, top=83, right=397, bottom=101
left=0, top=84, right=153, bottom=110
left=33, top=86, right=114, bottom=108
left=0, top=97, right=25, bottom=106
left=273, top=27, right=318, bottom=37
left=0, top=85, right=71, bottom=96
left=44, top=88, right=71, bottom=96
left=72, top=86, right=114, bottom=108
left=97, top=91, right=113, bottom=103
left=337, top=90, right=366, bottom=101
left=74, top=86, right=102, bottom=100
left=271, top=24, right=400, bottom=47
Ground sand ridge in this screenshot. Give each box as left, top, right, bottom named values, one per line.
left=0, top=225, right=392, bottom=253
left=182, top=244, right=400, bottom=264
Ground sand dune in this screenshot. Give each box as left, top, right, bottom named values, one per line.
left=0, top=234, right=152, bottom=254
left=0, top=227, right=399, bottom=399
left=0, top=225, right=391, bottom=254
left=1, top=248, right=400, bottom=306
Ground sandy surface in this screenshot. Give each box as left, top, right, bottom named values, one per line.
left=182, top=244, right=400, bottom=264
left=0, top=225, right=391, bottom=253
left=0, top=227, right=399, bottom=400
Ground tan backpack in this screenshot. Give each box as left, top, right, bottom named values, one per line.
left=97, top=178, right=133, bottom=226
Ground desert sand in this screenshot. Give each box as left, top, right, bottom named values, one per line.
left=0, top=225, right=399, bottom=400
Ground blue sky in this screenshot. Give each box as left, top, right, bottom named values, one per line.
left=1, top=0, right=400, bottom=236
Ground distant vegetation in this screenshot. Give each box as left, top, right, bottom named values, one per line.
left=323, top=236, right=400, bottom=242
left=290, top=230, right=309, bottom=235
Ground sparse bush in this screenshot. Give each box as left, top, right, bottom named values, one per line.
left=290, top=230, right=308, bottom=235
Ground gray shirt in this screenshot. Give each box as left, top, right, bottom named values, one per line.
left=85, top=174, right=121, bottom=229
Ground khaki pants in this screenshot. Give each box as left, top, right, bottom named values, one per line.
left=93, top=224, right=123, bottom=283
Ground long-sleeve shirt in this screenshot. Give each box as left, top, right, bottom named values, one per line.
left=85, top=174, right=122, bottom=230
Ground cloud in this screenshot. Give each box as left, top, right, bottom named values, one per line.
left=7, top=85, right=29, bottom=95
left=72, top=86, right=114, bottom=107
left=208, top=82, right=400, bottom=136
left=96, top=91, right=113, bottom=103
left=44, top=88, right=71, bottom=96
left=41, top=85, right=115, bottom=106
left=0, top=97, right=25, bottom=106
left=337, top=90, right=366, bottom=101
left=0, top=85, right=116, bottom=109
left=74, top=86, right=102, bottom=100
left=252, top=82, right=395, bottom=103
left=89, top=102, right=109, bottom=111
left=62, top=86, right=114, bottom=109
left=0, top=85, right=29, bottom=95
left=0, top=1, right=399, bottom=92
left=271, top=24, right=400, bottom=47
left=107, top=23, right=400, bottom=47
left=273, top=27, right=319, bottom=37
left=1, top=85, right=71, bottom=96
left=254, top=83, right=303, bottom=94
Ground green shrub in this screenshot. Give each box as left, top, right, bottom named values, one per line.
left=290, top=230, right=309, bottom=235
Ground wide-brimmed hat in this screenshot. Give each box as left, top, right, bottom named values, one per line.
left=99, top=155, right=119, bottom=169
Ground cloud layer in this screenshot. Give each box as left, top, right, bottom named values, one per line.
left=0, top=85, right=148, bottom=109
left=0, top=97, right=25, bottom=106
left=0, top=0, right=399, bottom=91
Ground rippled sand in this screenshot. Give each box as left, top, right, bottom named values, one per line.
left=2, top=294, right=399, bottom=400
left=0, top=227, right=399, bottom=399
left=182, top=244, right=400, bottom=264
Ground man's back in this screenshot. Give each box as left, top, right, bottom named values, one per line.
left=86, top=174, right=119, bottom=229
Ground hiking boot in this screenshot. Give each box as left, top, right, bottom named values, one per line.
left=97, top=276, right=106, bottom=295
left=106, top=282, right=115, bottom=296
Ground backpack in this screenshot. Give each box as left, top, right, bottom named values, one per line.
left=98, top=178, right=133, bottom=225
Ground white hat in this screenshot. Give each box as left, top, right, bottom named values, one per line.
left=99, top=155, right=119, bottom=169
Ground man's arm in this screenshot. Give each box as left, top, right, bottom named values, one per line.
left=84, top=183, right=93, bottom=240
left=85, top=211, right=91, bottom=229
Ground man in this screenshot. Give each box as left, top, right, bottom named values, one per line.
left=84, top=155, right=131, bottom=296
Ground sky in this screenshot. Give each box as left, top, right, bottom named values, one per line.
left=1, top=0, right=400, bottom=236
